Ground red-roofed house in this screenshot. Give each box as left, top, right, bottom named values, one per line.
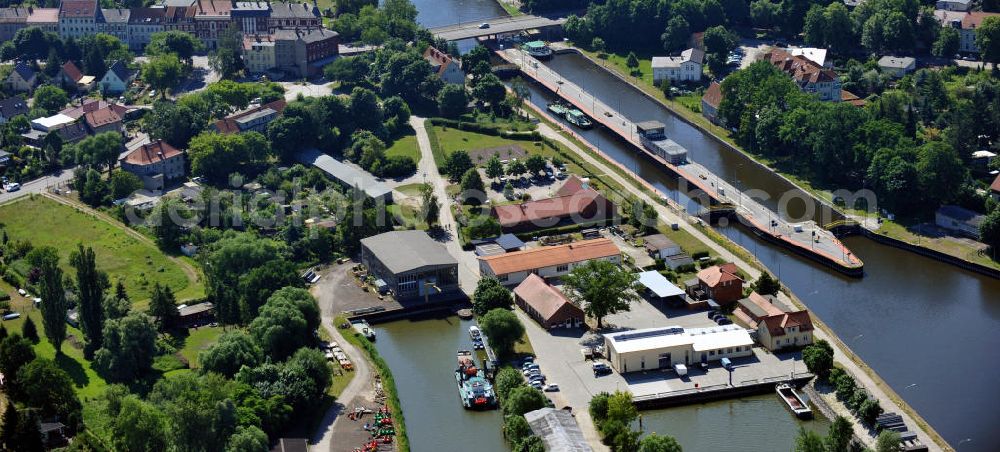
left=490, top=176, right=617, bottom=232
left=423, top=46, right=465, bottom=85
left=701, top=81, right=722, bottom=124
left=959, top=12, right=1000, bottom=54
left=688, top=263, right=743, bottom=304
left=120, top=140, right=185, bottom=191
left=735, top=291, right=814, bottom=351
left=479, top=238, right=621, bottom=286
left=213, top=99, right=287, bottom=134
left=55, top=61, right=96, bottom=92
left=990, top=174, right=1000, bottom=202
left=514, top=274, right=585, bottom=329
left=764, top=48, right=841, bottom=102
left=83, top=107, right=123, bottom=135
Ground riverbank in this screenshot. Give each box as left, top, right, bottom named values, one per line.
left=563, top=44, right=1000, bottom=278
left=521, top=95, right=950, bottom=451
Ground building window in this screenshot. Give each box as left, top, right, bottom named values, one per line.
left=498, top=274, right=508, bottom=282
left=556, top=264, right=568, bottom=272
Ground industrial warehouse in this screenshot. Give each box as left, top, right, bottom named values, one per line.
left=603, top=325, right=754, bottom=373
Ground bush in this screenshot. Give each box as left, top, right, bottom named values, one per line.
left=381, top=155, right=417, bottom=178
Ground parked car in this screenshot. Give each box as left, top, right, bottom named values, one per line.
left=543, top=384, right=560, bottom=392
left=592, top=362, right=612, bottom=376
left=707, top=310, right=719, bottom=319
left=4, top=183, right=20, bottom=192
left=523, top=363, right=539, bottom=371
left=716, top=317, right=733, bottom=325
left=529, top=380, right=543, bottom=389
left=528, top=374, right=546, bottom=383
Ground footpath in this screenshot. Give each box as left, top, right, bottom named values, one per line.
left=530, top=107, right=947, bottom=451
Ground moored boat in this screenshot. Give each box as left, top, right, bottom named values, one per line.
left=565, top=109, right=593, bottom=129
left=351, top=319, right=376, bottom=341
left=776, top=383, right=812, bottom=419
left=547, top=101, right=569, bottom=117
left=456, top=350, right=497, bottom=410
left=523, top=40, right=553, bottom=59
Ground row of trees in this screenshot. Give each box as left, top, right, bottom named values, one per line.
left=495, top=366, right=549, bottom=452
left=590, top=391, right=682, bottom=451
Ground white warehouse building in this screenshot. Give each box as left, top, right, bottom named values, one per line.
left=604, top=325, right=753, bottom=373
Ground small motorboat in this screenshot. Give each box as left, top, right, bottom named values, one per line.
left=776, top=383, right=813, bottom=419
left=565, top=109, right=593, bottom=129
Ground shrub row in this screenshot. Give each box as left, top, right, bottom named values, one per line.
left=349, top=332, right=410, bottom=452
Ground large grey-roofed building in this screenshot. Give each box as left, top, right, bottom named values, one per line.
left=298, top=148, right=393, bottom=203
left=524, top=408, right=592, bottom=452
left=360, top=230, right=460, bottom=300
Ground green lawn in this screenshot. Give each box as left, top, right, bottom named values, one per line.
left=385, top=133, right=421, bottom=163
left=432, top=126, right=532, bottom=157
left=0, top=196, right=204, bottom=303
left=176, top=326, right=225, bottom=370
left=877, top=219, right=1000, bottom=269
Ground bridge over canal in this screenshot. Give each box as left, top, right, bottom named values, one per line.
left=428, top=14, right=567, bottom=41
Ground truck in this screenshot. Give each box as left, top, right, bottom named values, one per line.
left=673, top=363, right=688, bottom=376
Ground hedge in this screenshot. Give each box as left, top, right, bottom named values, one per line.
left=348, top=332, right=410, bottom=452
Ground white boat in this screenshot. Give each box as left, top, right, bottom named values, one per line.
left=469, top=325, right=482, bottom=340
left=523, top=41, right=553, bottom=59
left=776, top=383, right=813, bottom=419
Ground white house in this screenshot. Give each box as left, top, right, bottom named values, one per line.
left=604, top=325, right=754, bottom=373
left=4, top=63, right=38, bottom=92
left=935, top=0, right=972, bottom=12
left=878, top=56, right=916, bottom=77
left=423, top=46, right=465, bottom=85
left=58, top=0, right=101, bottom=39
left=652, top=48, right=704, bottom=83
left=99, top=60, right=135, bottom=94
left=642, top=233, right=682, bottom=259
left=478, top=238, right=622, bottom=286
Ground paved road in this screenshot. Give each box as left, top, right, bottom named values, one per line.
left=429, top=14, right=567, bottom=41
left=0, top=170, right=74, bottom=205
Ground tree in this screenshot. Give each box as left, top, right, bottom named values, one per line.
left=479, top=308, right=525, bottom=360
left=824, top=2, right=855, bottom=54
left=148, top=283, right=179, bottom=331
left=494, top=366, right=526, bottom=402
left=472, top=277, right=513, bottom=316
left=437, top=83, right=468, bottom=118
left=704, top=26, right=737, bottom=59
left=858, top=397, right=883, bottom=425
left=562, top=259, right=640, bottom=328
left=324, top=56, right=370, bottom=85
left=980, top=208, right=1000, bottom=252
left=662, top=16, right=690, bottom=53
left=143, top=99, right=209, bottom=149
left=916, top=141, right=966, bottom=207
left=825, top=415, right=853, bottom=452
left=525, top=155, right=547, bottom=176
left=0, top=404, right=43, bottom=452
left=93, top=313, right=158, bottom=382
left=74, top=131, right=122, bottom=172
left=750, top=0, right=779, bottom=29
left=0, top=334, right=35, bottom=383
left=22, top=316, right=39, bottom=344
left=109, top=170, right=143, bottom=200
left=976, top=16, right=1000, bottom=65
left=504, top=414, right=533, bottom=446
left=37, top=252, right=67, bottom=354
left=638, top=433, right=683, bottom=452
left=875, top=429, right=902, bottom=452
left=506, top=159, right=527, bottom=178
left=142, top=53, right=186, bottom=95
left=210, top=24, right=245, bottom=79
left=802, top=5, right=826, bottom=46
left=187, top=131, right=271, bottom=182
left=835, top=373, right=857, bottom=401
left=267, top=116, right=312, bottom=162
left=444, top=149, right=473, bottom=180
left=802, top=340, right=834, bottom=378
left=606, top=391, right=637, bottom=424
left=419, top=183, right=440, bottom=226
left=147, top=30, right=203, bottom=63
left=933, top=26, right=960, bottom=57
left=794, top=427, right=826, bottom=452
left=70, top=244, right=109, bottom=356
left=226, top=426, right=269, bottom=452
left=505, top=386, right=547, bottom=416
left=473, top=74, right=507, bottom=112
left=108, top=395, right=169, bottom=452
left=751, top=272, right=780, bottom=296
left=32, top=85, right=69, bottom=115
left=625, top=52, right=639, bottom=73
left=13, top=359, right=82, bottom=429
left=460, top=168, right=485, bottom=206
left=485, top=154, right=504, bottom=181
left=249, top=295, right=309, bottom=360
left=589, top=392, right=611, bottom=427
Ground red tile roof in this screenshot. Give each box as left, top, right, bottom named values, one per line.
left=423, top=46, right=455, bottom=77
left=962, top=12, right=1000, bottom=29
left=761, top=311, right=814, bottom=337
left=697, top=263, right=741, bottom=288
left=840, top=90, right=866, bottom=107
left=702, top=81, right=722, bottom=109
left=765, top=48, right=837, bottom=84
left=513, top=274, right=582, bottom=323
left=84, top=107, right=122, bottom=129
left=59, top=0, right=97, bottom=18
left=123, top=140, right=182, bottom=166
left=991, top=173, right=1000, bottom=194
left=491, top=191, right=609, bottom=229
left=60, top=61, right=83, bottom=83
left=480, top=238, right=620, bottom=275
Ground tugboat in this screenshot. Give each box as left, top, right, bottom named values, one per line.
left=547, top=101, right=569, bottom=118
left=456, top=350, right=497, bottom=410
left=776, top=382, right=813, bottom=419
left=565, top=109, right=593, bottom=129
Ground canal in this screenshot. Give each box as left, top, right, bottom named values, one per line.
left=521, top=51, right=1000, bottom=450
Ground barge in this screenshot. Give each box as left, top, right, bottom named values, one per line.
left=776, top=383, right=812, bottom=419
left=456, top=350, right=497, bottom=410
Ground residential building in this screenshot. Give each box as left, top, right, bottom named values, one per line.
left=298, top=148, right=393, bottom=203
left=58, top=0, right=102, bottom=39
left=127, top=7, right=166, bottom=51
left=701, top=81, right=723, bottom=124
left=359, top=230, right=460, bottom=300
left=230, top=2, right=270, bottom=35
left=423, top=46, right=465, bottom=85
left=54, top=61, right=95, bottom=92
left=524, top=408, right=592, bottom=452
left=513, top=274, right=585, bottom=329
left=83, top=107, right=123, bottom=135
left=27, top=7, right=59, bottom=33
left=0, top=7, right=29, bottom=41
left=490, top=176, right=617, bottom=232
left=991, top=174, right=1000, bottom=202
left=177, top=301, right=215, bottom=327
left=244, top=34, right=277, bottom=73
left=55, top=121, right=90, bottom=144
left=60, top=98, right=134, bottom=120
left=0, top=96, right=29, bottom=124
left=273, top=27, right=339, bottom=77
left=98, top=60, right=136, bottom=94
left=935, top=205, right=985, bottom=239
left=30, top=113, right=76, bottom=132
left=268, top=1, right=321, bottom=31
left=161, top=1, right=197, bottom=36
left=735, top=292, right=814, bottom=352
left=478, top=238, right=622, bottom=286
left=643, top=233, right=681, bottom=259
left=120, top=140, right=185, bottom=191
left=789, top=47, right=830, bottom=68
left=604, top=325, right=754, bottom=373
left=959, top=12, right=1000, bottom=53
left=841, top=90, right=866, bottom=107
left=100, top=8, right=130, bottom=44
left=935, top=0, right=972, bottom=12
left=686, top=262, right=743, bottom=305
left=651, top=48, right=704, bottom=83
left=214, top=99, right=287, bottom=134
left=764, top=48, right=841, bottom=102
left=193, top=0, right=233, bottom=50
left=878, top=56, right=916, bottom=77
left=5, top=62, right=38, bottom=92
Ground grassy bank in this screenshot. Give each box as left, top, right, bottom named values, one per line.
left=336, top=316, right=410, bottom=452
